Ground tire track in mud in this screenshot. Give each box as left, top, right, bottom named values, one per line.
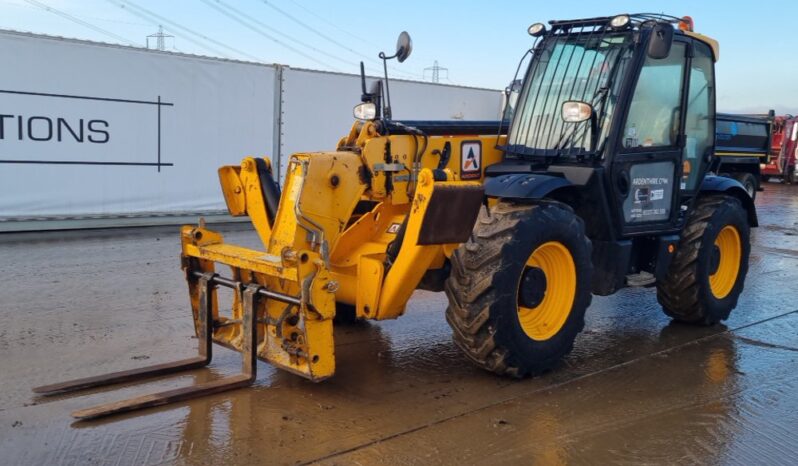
left=756, top=245, right=798, bottom=258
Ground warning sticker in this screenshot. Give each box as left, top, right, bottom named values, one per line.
left=460, top=141, right=482, bottom=180
left=386, top=223, right=402, bottom=234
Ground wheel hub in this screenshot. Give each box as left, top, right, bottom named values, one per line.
left=709, top=244, right=721, bottom=275
left=516, top=241, right=577, bottom=341
left=519, top=266, right=547, bottom=309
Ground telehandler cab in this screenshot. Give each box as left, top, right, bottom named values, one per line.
left=37, top=13, right=756, bottom=420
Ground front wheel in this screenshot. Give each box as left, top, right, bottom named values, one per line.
left=445, top=201, right=593, bottom=377
left=657, top=195, right=751, bottom=325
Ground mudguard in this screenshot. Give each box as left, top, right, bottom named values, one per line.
left=700, top=175, right=758, bottom=226
left=484, top=173, right=571, bottom=200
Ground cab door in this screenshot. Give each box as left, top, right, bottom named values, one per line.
left=611, top=38, right=700, bottom=235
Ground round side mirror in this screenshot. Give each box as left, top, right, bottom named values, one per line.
left=395, top=31, right=413, bottom=63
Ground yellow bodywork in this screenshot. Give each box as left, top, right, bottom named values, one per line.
left=181, top=121, right=505, bottom=380
left=683, top=30, right=719, bottom=62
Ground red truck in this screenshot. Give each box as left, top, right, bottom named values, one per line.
left=761, top=115, right=797, bottom=184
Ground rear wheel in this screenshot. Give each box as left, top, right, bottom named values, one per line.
left=787, top=166, right=796, bottom=184
left=731, top=172, right=757, bottom=199
left=445, top=201, right=592, bottom=377
left=656, top=195, right=750, bottom=325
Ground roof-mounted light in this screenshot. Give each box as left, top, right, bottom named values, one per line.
left=528, top=22, right=546, bottom=37
left=609, top=14, right=631, bottom=30
left=679, top=16, right=694, bottom=32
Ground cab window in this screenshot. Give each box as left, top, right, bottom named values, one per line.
left=623, top=42, right=686, bottom=149
left=681, top=42, right=715, bottom=191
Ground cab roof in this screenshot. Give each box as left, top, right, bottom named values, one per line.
left=544, top=13, right=719, bottom=61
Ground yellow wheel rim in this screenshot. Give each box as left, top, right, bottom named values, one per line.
left=709, top=225, right=741, bottom=299
left=517, top=241, right=577, bottom=341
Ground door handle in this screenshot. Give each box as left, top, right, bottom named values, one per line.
left=617, top=170, right=630, bottom=196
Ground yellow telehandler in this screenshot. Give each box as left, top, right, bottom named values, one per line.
left=36, top=14, right=757, bottom=420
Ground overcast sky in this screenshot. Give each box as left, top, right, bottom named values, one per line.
left=2, top=0, right=796, bottom=114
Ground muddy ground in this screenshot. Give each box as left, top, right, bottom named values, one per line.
left=1, top=182, right=797, bottom=465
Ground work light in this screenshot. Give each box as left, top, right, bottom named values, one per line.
left=609, top=14, right=630, bottom=29
left=528, top=23, right=546, bottom=37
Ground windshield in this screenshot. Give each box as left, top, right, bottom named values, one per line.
left=506, top=32, right=634, bottom=158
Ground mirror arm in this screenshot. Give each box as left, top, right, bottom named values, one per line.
left=375, top=32, right=411, bottom=121
left=589, top=112, right=599, bottom=153
left=360, top=61, right=370, bottom=102
left=375, top=81, right=384, bottom=119
left=379, top=52, right=393, bottom=120
left=380, top=51, right=400, bottom=61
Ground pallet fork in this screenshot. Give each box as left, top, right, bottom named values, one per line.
left=33, top=273, right=266, bottom=420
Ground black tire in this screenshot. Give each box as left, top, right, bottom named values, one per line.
left=731, top=172, right=757, bottom=199
left=657, top=195, right=750, bottom=325
left=787, top=166, right=796, bottom=184
left=760, top=175, right=771, bottom=183
left=445, top=201, right=593, bottom=377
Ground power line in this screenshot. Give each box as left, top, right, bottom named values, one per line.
left=283, top=0, right=372, bottom=46
left=252, top=0, right=419, bottom=79
left=5, top=0, right=152, bottom=27
left=108, top=0, right=263, bottom=61
left=261, top=0, right=423, bottom=79
left=273, top=0, right=424, bottom=79
left=23, top=0, right=138, bottom=46
left=200, top=0, right=343, bottom=72
left=112, top=0, right=246, bottom=59
left=255, top=0, right=361, bottom=56
left=23, top=0, right=424, bottom=80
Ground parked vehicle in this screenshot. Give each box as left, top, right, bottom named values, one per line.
left=713, top=112, right=774, bottom=198
left=762, top=116, right=797, bottom=184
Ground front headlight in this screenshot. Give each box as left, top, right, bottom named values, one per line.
left=353, top=102, right=376, bottom=120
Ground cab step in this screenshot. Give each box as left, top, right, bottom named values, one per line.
left=626, top=271, right=656, bottom=287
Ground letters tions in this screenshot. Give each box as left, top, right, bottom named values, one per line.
left=0, top=114, right=109, bottom=143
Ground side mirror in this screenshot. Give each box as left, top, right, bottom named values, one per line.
left=505, top=79, right=522, bottom=96
left=561, top=101, right=593, bottom=123
left=395, top=31, right=413, bottom=63
left=647, top=23, right=674, bottom=59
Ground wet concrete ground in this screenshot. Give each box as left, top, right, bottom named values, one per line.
left=1, top=183, right=797, bottom=465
